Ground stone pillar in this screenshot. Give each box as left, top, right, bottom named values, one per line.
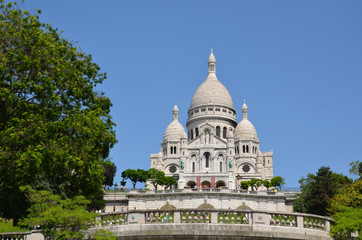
left=174, top=211, right=181, bottom=223
left=128, top=212, right=145, bottom=224
left=252, top=212, right=270, bottom=225
left=296, top=215, right=304, bottom=228
left=211, top=212, right=218, bottom=224
left=325, top=220, right=330, bottom=231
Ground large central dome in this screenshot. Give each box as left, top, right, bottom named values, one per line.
left=190, top=51, right=234, bottom=110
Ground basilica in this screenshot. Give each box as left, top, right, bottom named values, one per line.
left=150, top=51, right=274, bottom=190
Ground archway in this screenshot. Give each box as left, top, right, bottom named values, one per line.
left=186, top=181, right=196, bottom=189
left=201, top=181, right=211, bottom=189
left=160, top=203, right=176, bottom=210
left=215, top=180, right=226, bottom=189
left=236, top=205, right=252, bottom=211
left=197, top=203, right=215, bottom=210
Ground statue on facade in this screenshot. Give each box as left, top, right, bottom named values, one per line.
left=180, top=159, right=184, bottom=171
left=228, top=158, right=232, bottom=169
left=205, top=131, right=210, bottom=144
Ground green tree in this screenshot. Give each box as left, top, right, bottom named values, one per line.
left=147, top=168, right=166, bottom=190
left=93, top=229, right=117, bottom=240
left=270, top=176, right=285, bottom=190
left=349, top=160, right=362, bottom=178
left=103, top=160, right=117, bottom=187
left=249, top=179, right=263, bottom=191
left=19, top=187, right=97, bottom=240
left=328, top=162, right=362, bottom=239
left=0, top=1, right=116, bottom=223
left=330, top=206, right=362, bottom=240
left=121, top=169, right=148, bottom=189
left=262, top=180, right=272, bottom=191
left=240, top=181, right=250, bottom=190
left=163, top=176, right=177, bottom=189
left=293, top=166, right=352, bottom=216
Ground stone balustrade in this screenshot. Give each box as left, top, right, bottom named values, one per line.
left=97, top=209, right=332, bottom=232
left=90, top=209, right=333, bottom=240
left=0, top=231, right=43, bottom=240
left=0, top=232, right=29, bottom=240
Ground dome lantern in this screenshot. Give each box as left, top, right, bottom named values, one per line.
left=208, top=49, right=216, bottom=74
left=242, top=100, right=248, bottom=120
left=234, top=101, right=258, bottom=141
left=173, top=103, right=179, bottom=121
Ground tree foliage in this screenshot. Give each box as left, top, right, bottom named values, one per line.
left=239, top=177, right=284, bottom=191
left=240, top=181, right=250, bottom=190
left=293, top=166, right=352, bottom=216
left=121, top=169, right=148, bottom=189
left=349, top=160, right=362, bottom=178
left=330, top=206, right=362, bottom=239
left=328, top=162, right=362, bottom=239
left=19, top=187, right=97, bottom=240
left=147, top=168, right=166, bottom=190
left=0, top=1, right=116, bottom=222
left=93, top=229, right=117, bottom=240
left=163, top=176, right=177, bottom=189
left=121, top=168, right=178, bottom=190
left=103, top=160, right=117, bottom=187
left=271, top=176, right=285, bottom=190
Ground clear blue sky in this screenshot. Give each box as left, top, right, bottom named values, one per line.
left=21, top=0, right=362, bottom=188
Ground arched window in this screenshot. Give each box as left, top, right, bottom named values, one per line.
left=191, top=155, right=196, bottom=172
left=191, top=129, right=194, bottom=140
left=243, top=145, right=246, bottom=153
left=216, top=126, right=220, bottom=137
left=174, top=146, right=176, bottom=154
left=255, top=147, right=257, bottom=153
left=170, top=146, right=173, bottom=154
left=195, top=127, right=199, bottom=137
left=204, top=152, right=210, bottom=168
left=223, top=127, right=227, bottom=138
left=246, top=145, right=249, bottom=153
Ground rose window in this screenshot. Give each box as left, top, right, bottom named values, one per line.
left=169, top=165, right=177, bottom=173
left=242, top=164, right=250, bottom=173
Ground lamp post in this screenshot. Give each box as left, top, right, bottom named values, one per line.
left=113, top=182, right=118, bottom=212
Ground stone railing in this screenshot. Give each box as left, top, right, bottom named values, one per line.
left=104, top=188, right=300, bottom=195
left=0, top=232, right=30, bottom=240
left=97, top=209, right=332, bottom=233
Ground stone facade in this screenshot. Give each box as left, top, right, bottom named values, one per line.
left=150, top=51, right=273, bottom=190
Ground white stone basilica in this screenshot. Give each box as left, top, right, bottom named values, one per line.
left=150, top=51, right=273, bottom=190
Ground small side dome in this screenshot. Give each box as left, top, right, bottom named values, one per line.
left=234, top=119, right=258, bottom=140
left=163, top=104, right=187, bottom=141
left=234, top=100, right=258, bottom=141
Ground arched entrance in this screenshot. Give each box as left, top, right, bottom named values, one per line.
left=186, top=181, right=196, bottom=189
left=236, top=205, right=252, bottom=211
left=201, top=181, right=211, bottom=189
left=215, top=180, right=226, bottom=189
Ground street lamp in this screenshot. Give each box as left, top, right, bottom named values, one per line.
left=113, top=182, right=118, bottom=212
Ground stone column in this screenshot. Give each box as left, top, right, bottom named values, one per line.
left=174, top=211, right=181, bottom=223
left=296, top=215, right=303, bottom=228
left=211, top=212, right=218, bottom=224
left=128, top=212, right=145, bottom=224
